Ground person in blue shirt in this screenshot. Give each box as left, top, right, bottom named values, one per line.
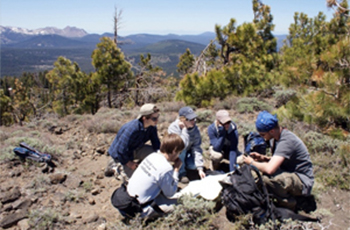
left=207, top=109, right=240, bottom=172
left=105, top=103, right=161, bottom=180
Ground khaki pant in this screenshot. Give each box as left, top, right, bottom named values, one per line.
left=262, top=172, right=303, bottom=210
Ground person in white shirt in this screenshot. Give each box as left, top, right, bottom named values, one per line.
left=168, top=106, right=206, bottom=181
left=127, top=133, right=184, bottom=219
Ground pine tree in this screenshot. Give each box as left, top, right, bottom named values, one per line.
left=277, top=1, right=350, bottom=135
left=46, top=57, right=87, bottom=116
left=177, top=48, right=195, bottom=75
left=91, top=37, right=133, bottom=108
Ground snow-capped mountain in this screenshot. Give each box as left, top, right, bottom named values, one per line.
left=0, top=26, right=88, bottom=44
left=1, top=26, right=88, bottom=37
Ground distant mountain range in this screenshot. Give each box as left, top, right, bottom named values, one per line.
left=0, top=26, right=287, bottom=77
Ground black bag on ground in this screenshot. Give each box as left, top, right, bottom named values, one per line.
left=220, top=164, right=319, bottom=225
left=111, top=183, right=143, bottom=218
left=111, top=183, right=164, bottom=219
left=220, top=164, right=274, bottom=225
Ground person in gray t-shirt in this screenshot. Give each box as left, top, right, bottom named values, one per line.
left=243, top=111, right=314, bottom=211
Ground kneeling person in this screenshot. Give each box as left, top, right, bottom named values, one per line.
left=243, top=111, right=314, bottom=210
left=127, top=133, right=184, bottom=219
left=207, top=109, right=240, bottom=172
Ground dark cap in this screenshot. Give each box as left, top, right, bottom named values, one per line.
left=179, top=106, right=197, bottom=120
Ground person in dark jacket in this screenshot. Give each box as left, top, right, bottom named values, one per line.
left=105, top=103, right=161, bottom=181
left=207, top=109, right=240, bottom=172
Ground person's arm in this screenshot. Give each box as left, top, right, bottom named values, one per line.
left=244, top=154, right=284, bottom=175
left=168, top=120, right=189, bottom=148
left=159, top=168, right=180, bottom=198
left=207, top=123, right=225, bottom=151
left=116, top=123, right=138, bottom=165
left=172, top=157, right=182, bottom=181
left=192, top=128, right=205, bottom=179
left=150, top=127, right=161, bottom=150
left=228, top=127, right=240, bottom=168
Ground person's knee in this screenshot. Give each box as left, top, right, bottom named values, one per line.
left=209, top=146, right=223, bottom=162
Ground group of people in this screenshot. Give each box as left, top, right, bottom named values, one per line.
left=106, top=103, right=314, bottom=220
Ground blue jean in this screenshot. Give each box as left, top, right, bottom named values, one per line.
left=178, top=149, right=196, bottom=179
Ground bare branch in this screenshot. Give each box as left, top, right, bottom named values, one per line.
left=114, top=7, right=123, bottom=46
left=193, top=40, right=215, bottom=74
left=326, top=0, right=350, bottom=17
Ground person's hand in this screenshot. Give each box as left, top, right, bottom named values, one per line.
left=126, top=161, right=138, bottom=170
left=198, top=169, right=206, bottom=179
left=243, top=154, right=254, bottom=165
left=250, top=152, right=270, bottom=162
left=173, top=158, right=183, bottom=172
left=179, top=120, right=185, bottom=130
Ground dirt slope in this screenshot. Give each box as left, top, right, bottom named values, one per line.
left=0, top=107, right=349, bottom=230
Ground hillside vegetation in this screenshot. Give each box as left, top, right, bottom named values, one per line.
left=0, top=1, right=349, bottom=228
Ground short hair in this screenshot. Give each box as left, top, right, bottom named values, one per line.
left=160, top=133, right=185, bottom=155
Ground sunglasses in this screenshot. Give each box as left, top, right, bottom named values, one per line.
left=150, top=115, right=159, bottom=121
left=186, top=118, right=196, bottom=122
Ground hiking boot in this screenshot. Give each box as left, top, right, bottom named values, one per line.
left=115, top=163, right=129, bottom=183
left=104, top=159, right=118, bottom=177
left=295, top=195, right=317, bottom=213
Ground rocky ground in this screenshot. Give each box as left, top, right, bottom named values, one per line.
left=0, top=106, right=349, bottom=230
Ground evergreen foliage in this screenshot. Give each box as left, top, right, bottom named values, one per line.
left=0, top=89, right=13, bottom=126
left=277, top=1, right=350, bottom=133
left=177, top=48, right=195, bottom=75
left=46, top=57, right=87, bottom=116
left=0, top=0, right=348, bottom=142
left=176, top=0, right=277, bottom=106
left=91, top=37, right=133, bottom=108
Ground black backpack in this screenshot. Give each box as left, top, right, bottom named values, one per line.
left=111, top=183, right=164, bottom=219
left=220, top=164, right=318, bottom=225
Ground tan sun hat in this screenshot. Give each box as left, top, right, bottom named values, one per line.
left=137, top=103, right=157, bottom=119
left=216, top=110, right=231, bottom=124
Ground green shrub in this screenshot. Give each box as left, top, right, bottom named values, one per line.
left=110, top=195, right=217, bottom=230
left=236, top=97, right=272, bottom=114
left=29, top=208, right=64, bottom=229
left=212, top=96, right=239, bottom=111
left=302, top=131, right=350, bottom=190
left=64, top=190, right=85, bottom=203
left=273, top=89, right=297, bottom=108
left=159, top=101, right=186, bottom=113
left=196, top=109, right=214, bottom=124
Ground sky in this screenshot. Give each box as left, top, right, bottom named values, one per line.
left=1, top=0, right=335, bottom=36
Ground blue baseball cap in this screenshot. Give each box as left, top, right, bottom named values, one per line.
left=179, top=106, right=197, bottom=120
left=255, top=111, right=278, bottom=132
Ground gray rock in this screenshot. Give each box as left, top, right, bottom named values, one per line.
left=17, top=218, right=30, bottom=230
left=0, top=187, right=21, bottom=204
left=83, top=213, right=99, bottom=223
left=64, top=174, right=83, bottom=189
left=0, top=210, right=28, bottom=228
left=49, top=173, right=67, bottom=184
left=12, top=198, right=32, bottom=210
